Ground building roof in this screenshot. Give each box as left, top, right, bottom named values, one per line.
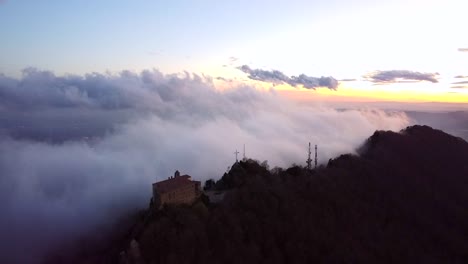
left=153, top=175, right=198, bottom=194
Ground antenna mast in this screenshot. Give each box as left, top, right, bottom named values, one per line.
left=315, top=145, right=318, bottom=169
left=243, top=144, right=246, bottom=160
left=306, top=142, right=312, bottom=170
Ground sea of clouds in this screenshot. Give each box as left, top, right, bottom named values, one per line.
left=0, top=68, right=410, bottom=263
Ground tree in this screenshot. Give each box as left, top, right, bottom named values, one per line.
left=203, top=179, right=215, bottom=190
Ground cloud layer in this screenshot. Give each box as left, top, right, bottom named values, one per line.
left=238, top=65, right=339, bottom=89
left=0, top=68, right=410, bottom=263
left=451, top=77, right=468, bottom=89
left=364, top=70, right=439, bottom=84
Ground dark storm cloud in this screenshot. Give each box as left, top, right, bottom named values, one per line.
left=238, top=65, right=339, bottom=90
left=0, top=68, right=411, bottom=263
left=364, top=70, right=439, bottom=84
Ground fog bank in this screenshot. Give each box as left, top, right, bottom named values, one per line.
left=0, top=69, right=410, bottom=263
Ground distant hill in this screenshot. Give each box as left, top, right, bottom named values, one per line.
left=406, top=110, right=468, bottom=140
left=45, top=125, right=468, bottom=264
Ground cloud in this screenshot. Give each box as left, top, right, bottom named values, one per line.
left=450, top=77, right=468, bottom=88
left=0, top=68, right=410, bottom=263
left=452, top=81, right=468, bottom=84
left=229, top=56, right=238, bottom=63
left=238, top=65, right=339, bottom=90
left=215, top=76, right=233, bottom=82
left=364, top=70, right=439, bottom=84
left=458, top=48, right=468, bottom=52
left=224, top=56, right=239, bottom=67
left=452, top=81, right=468, bottom=85
left=339, top=78, right=358, bottom=82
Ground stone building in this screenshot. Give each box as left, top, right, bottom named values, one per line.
left=152, top=170, right=201, bottom=208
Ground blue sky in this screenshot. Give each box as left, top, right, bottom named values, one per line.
left=1, top=0, right=468, bottom=102
left=1, top=0, right=339, bottom=75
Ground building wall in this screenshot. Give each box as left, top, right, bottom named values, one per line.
left=154, top=182, right=201, bottom=208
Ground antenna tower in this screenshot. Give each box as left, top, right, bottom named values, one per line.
left=306, top=142, right=312, bottom=170
left=243, top=144, right=246, bottom=160
left=315, top=145, right=318, bottom=169
left=234, top=149, right=239, bottom=163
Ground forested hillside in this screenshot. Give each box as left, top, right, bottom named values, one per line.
left=45, top=125, right=468, bottom=264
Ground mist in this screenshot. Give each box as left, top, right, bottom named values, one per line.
left=0, top=69, right=410, bottom=263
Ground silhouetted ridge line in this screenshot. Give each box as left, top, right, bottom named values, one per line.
left=45, top=125, right=468, bottom=264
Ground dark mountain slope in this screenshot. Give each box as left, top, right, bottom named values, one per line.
left=326, top=125, right=468, bottom=263
left=46, top=125, right=468, bottom=264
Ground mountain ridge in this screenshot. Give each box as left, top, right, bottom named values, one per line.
left=44, top=125, right=468, bottom=264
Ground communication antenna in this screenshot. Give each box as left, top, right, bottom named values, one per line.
left=234, top=149, right=239, bottom=163
left=315, top=144, right=318, bottom=169
left=306, top=142, right=312, bottom=170
left=243, top=144, right=246, bottom=160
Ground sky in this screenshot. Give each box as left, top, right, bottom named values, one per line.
left=1, top=0, right=468, bottom=104
left=3, top=1, right=468, bottom=262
